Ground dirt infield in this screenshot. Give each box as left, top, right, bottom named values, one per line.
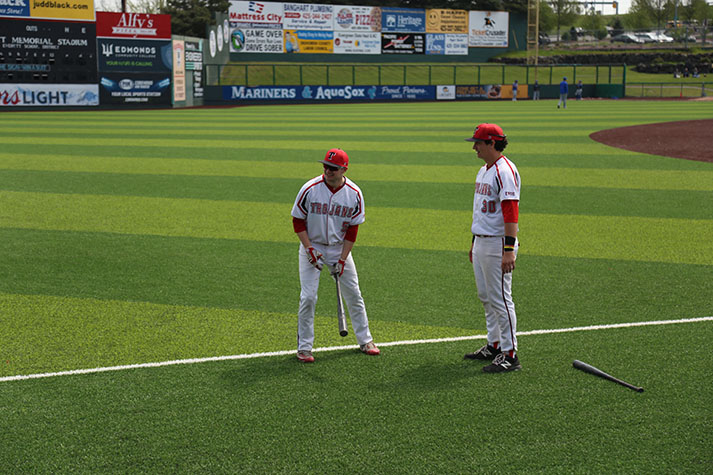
left=590, top=118, right=713, bottom=163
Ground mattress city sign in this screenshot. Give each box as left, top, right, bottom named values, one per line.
left=229, top=1, right=282, bottom=24
left=96, top=12, right=172, bottom=39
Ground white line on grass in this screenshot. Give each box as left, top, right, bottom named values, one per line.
left=2, top=316, right=711, bottom=383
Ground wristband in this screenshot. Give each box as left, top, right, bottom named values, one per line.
left=503, top=246, right=515, bottom=253
left=504, top=236, right=516, bottom=246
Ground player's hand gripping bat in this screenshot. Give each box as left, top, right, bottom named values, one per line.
left=331, top=271, right=348, bottom=337
left=573, top=360, right=644, bottom=392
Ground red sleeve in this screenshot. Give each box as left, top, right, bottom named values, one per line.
left=344, top=224, right=359, bottom=242
left=292, top=217, right=306, bottom=233
left=502, top=200, right=519, bottom=223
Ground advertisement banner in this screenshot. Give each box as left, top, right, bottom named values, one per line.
left=0, top=83, right=98, bottom=106
left=425, top=34, right=444, bottom=55
left=381, top=7, right=425, bottom=33
left=469, top=11, right=509, bottom=47
left=97, top=38, right=172, bottom=72
left=436, top=85, right=455, bottom=100
left=381, top=33, right=424, bottom=54
left=332, top=5, right=381, bottom=32
left=229, top=1, right=283, bottom=25
left=99, top=73, right=171, bottom=105
left=96, top=12, right=172, bottom=40
left=172, top=39, right=185, bottom=101
left=333, top=32, right=380, bottom=55
left=0, top=0, right=29, bottom=18
left=0, top=18, right=96, bottom=84
left=31, top=0, right=94, bottom=21
left=425, top=9, right=467, bottom=34
left=222, top=84, right=435, bottom=102
left=230, top=27, right=283, bottom=53
left=456, top=85, right=503, bottom=99
left=445, top=34, right=468, bottom=54
left=283, top=3, right=333, bottom=31
left=284, top=29, right=333, bottom=54
left=185, top=40, right=202, bottom=70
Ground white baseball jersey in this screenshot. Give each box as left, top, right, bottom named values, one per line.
left=291, top=175, right=365, bottom=245
left=471, top=156, right=520, bottom=236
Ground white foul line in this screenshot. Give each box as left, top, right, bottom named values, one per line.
left=1, top=316, right=711, bottom=383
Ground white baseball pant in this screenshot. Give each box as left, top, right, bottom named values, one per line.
left=471, top=236, right=518, bottom=353
left=297, top=243, right=373, bottom=351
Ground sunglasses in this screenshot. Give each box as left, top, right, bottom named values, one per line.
left=323, top=164, right=341, bottom=172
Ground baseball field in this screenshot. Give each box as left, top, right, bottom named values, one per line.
left=1, top=99, right=712, bottom=472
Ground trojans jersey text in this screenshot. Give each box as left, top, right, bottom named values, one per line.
left=291, top=175, right=365, bottom=245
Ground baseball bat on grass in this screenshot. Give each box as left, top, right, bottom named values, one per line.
left=573, top=360, right=644, bottom=393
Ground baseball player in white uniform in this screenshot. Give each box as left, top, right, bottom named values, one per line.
left=291, top=148, right=380, bottom=363
left=463, top=123, right=522, bottom=373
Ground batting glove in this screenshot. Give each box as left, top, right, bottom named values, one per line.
left=334, top=259, right=346, bottom=277
left=306, top=246, right=323, bottom=270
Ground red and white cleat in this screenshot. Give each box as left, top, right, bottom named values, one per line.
left=360, top=341, right=380, bottom=356
left=296, top=351, right=315, bottom=363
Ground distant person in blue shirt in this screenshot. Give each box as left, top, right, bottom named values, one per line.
left=532, top=80, right=540, bottom=100
left=575, top=80, right=583, bottom=100
left=557, top=77, right=568, bottom=109
left=512, top=80, right=518, bottom=101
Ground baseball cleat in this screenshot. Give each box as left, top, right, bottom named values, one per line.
left=296, top=351, right=315, bottom=363
left=464, top=344, right=501, bottom=361
left=360, top=341, right=380, bottom=356
left=483, top=353, right=521, bottom=373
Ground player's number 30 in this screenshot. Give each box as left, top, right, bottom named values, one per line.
left=480, top=200, right=497, bottom=213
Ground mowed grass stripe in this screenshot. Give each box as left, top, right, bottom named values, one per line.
left=0, top=135, right=618, bottom=155
left=0, top=292, right=467, bottom=377
left=2, top=190, right=711, bottom=265
left=1, top=153, right=711, bottom=191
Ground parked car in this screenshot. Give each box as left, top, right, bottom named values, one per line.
left=652, top=31, right=674, bottom=43
left=635, top=32, right=657, bottom=43
left=611, top=33, right=644, bottom=44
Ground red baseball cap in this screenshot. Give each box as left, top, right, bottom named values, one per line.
left=320, top=148, right=349, bottom=168
left=465, top=123, right=506, bottom=142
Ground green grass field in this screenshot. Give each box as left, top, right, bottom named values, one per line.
left=1, top=100, right=712, bottom=472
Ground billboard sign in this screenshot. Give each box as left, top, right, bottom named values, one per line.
left=96, top=12, right=172, bottom=40
left=172, top=39, right=185, bottom=101
left=1, top=0, right=94, bottom=20
left=283, top=3, right=333, bottom=31
left=426, top=9, right=467, bottom=34
left=333, top=5, right=381, bottom=32
left=99, top=73, right=171, bottom=105
left=333, top=32, right=380, bottom=54
left=381, top=33, right=424, bottom=54
left=229, top=1, right=282, bottom=25
left=230, top=27, right=283, bottom=53
left=97, top=38, right=172, bottom=72
left=381, top=7, right=425, bottom=33
left=469, top=10, right=509, bottom=47
left=0, top=83, right=98, bottom=106
left=283, top=29, right=333, bottom=54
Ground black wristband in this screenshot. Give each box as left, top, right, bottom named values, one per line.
left=504, top=236, right=516, bottom=246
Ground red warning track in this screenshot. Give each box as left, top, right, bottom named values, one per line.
left=589, top=119, right=713, bottom=163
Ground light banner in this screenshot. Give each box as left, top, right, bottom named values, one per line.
left=96, top=12, right=172, bottom=40
left=229, top=0, right=283, bottom=25
left=332, top=5, right=381, bottom=32
left=0, top=83, right=98, bottom=106
left=333, top=31, right=380, bottom=54
left=426, top=9, right=467, bottom=34
left=283, top=3, right=333, bottom=31
left=283, top=29, right=333, bottom=54
left=468, top=10, right=509, bottom=47
left=381, top=7, right=425, bottom=33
